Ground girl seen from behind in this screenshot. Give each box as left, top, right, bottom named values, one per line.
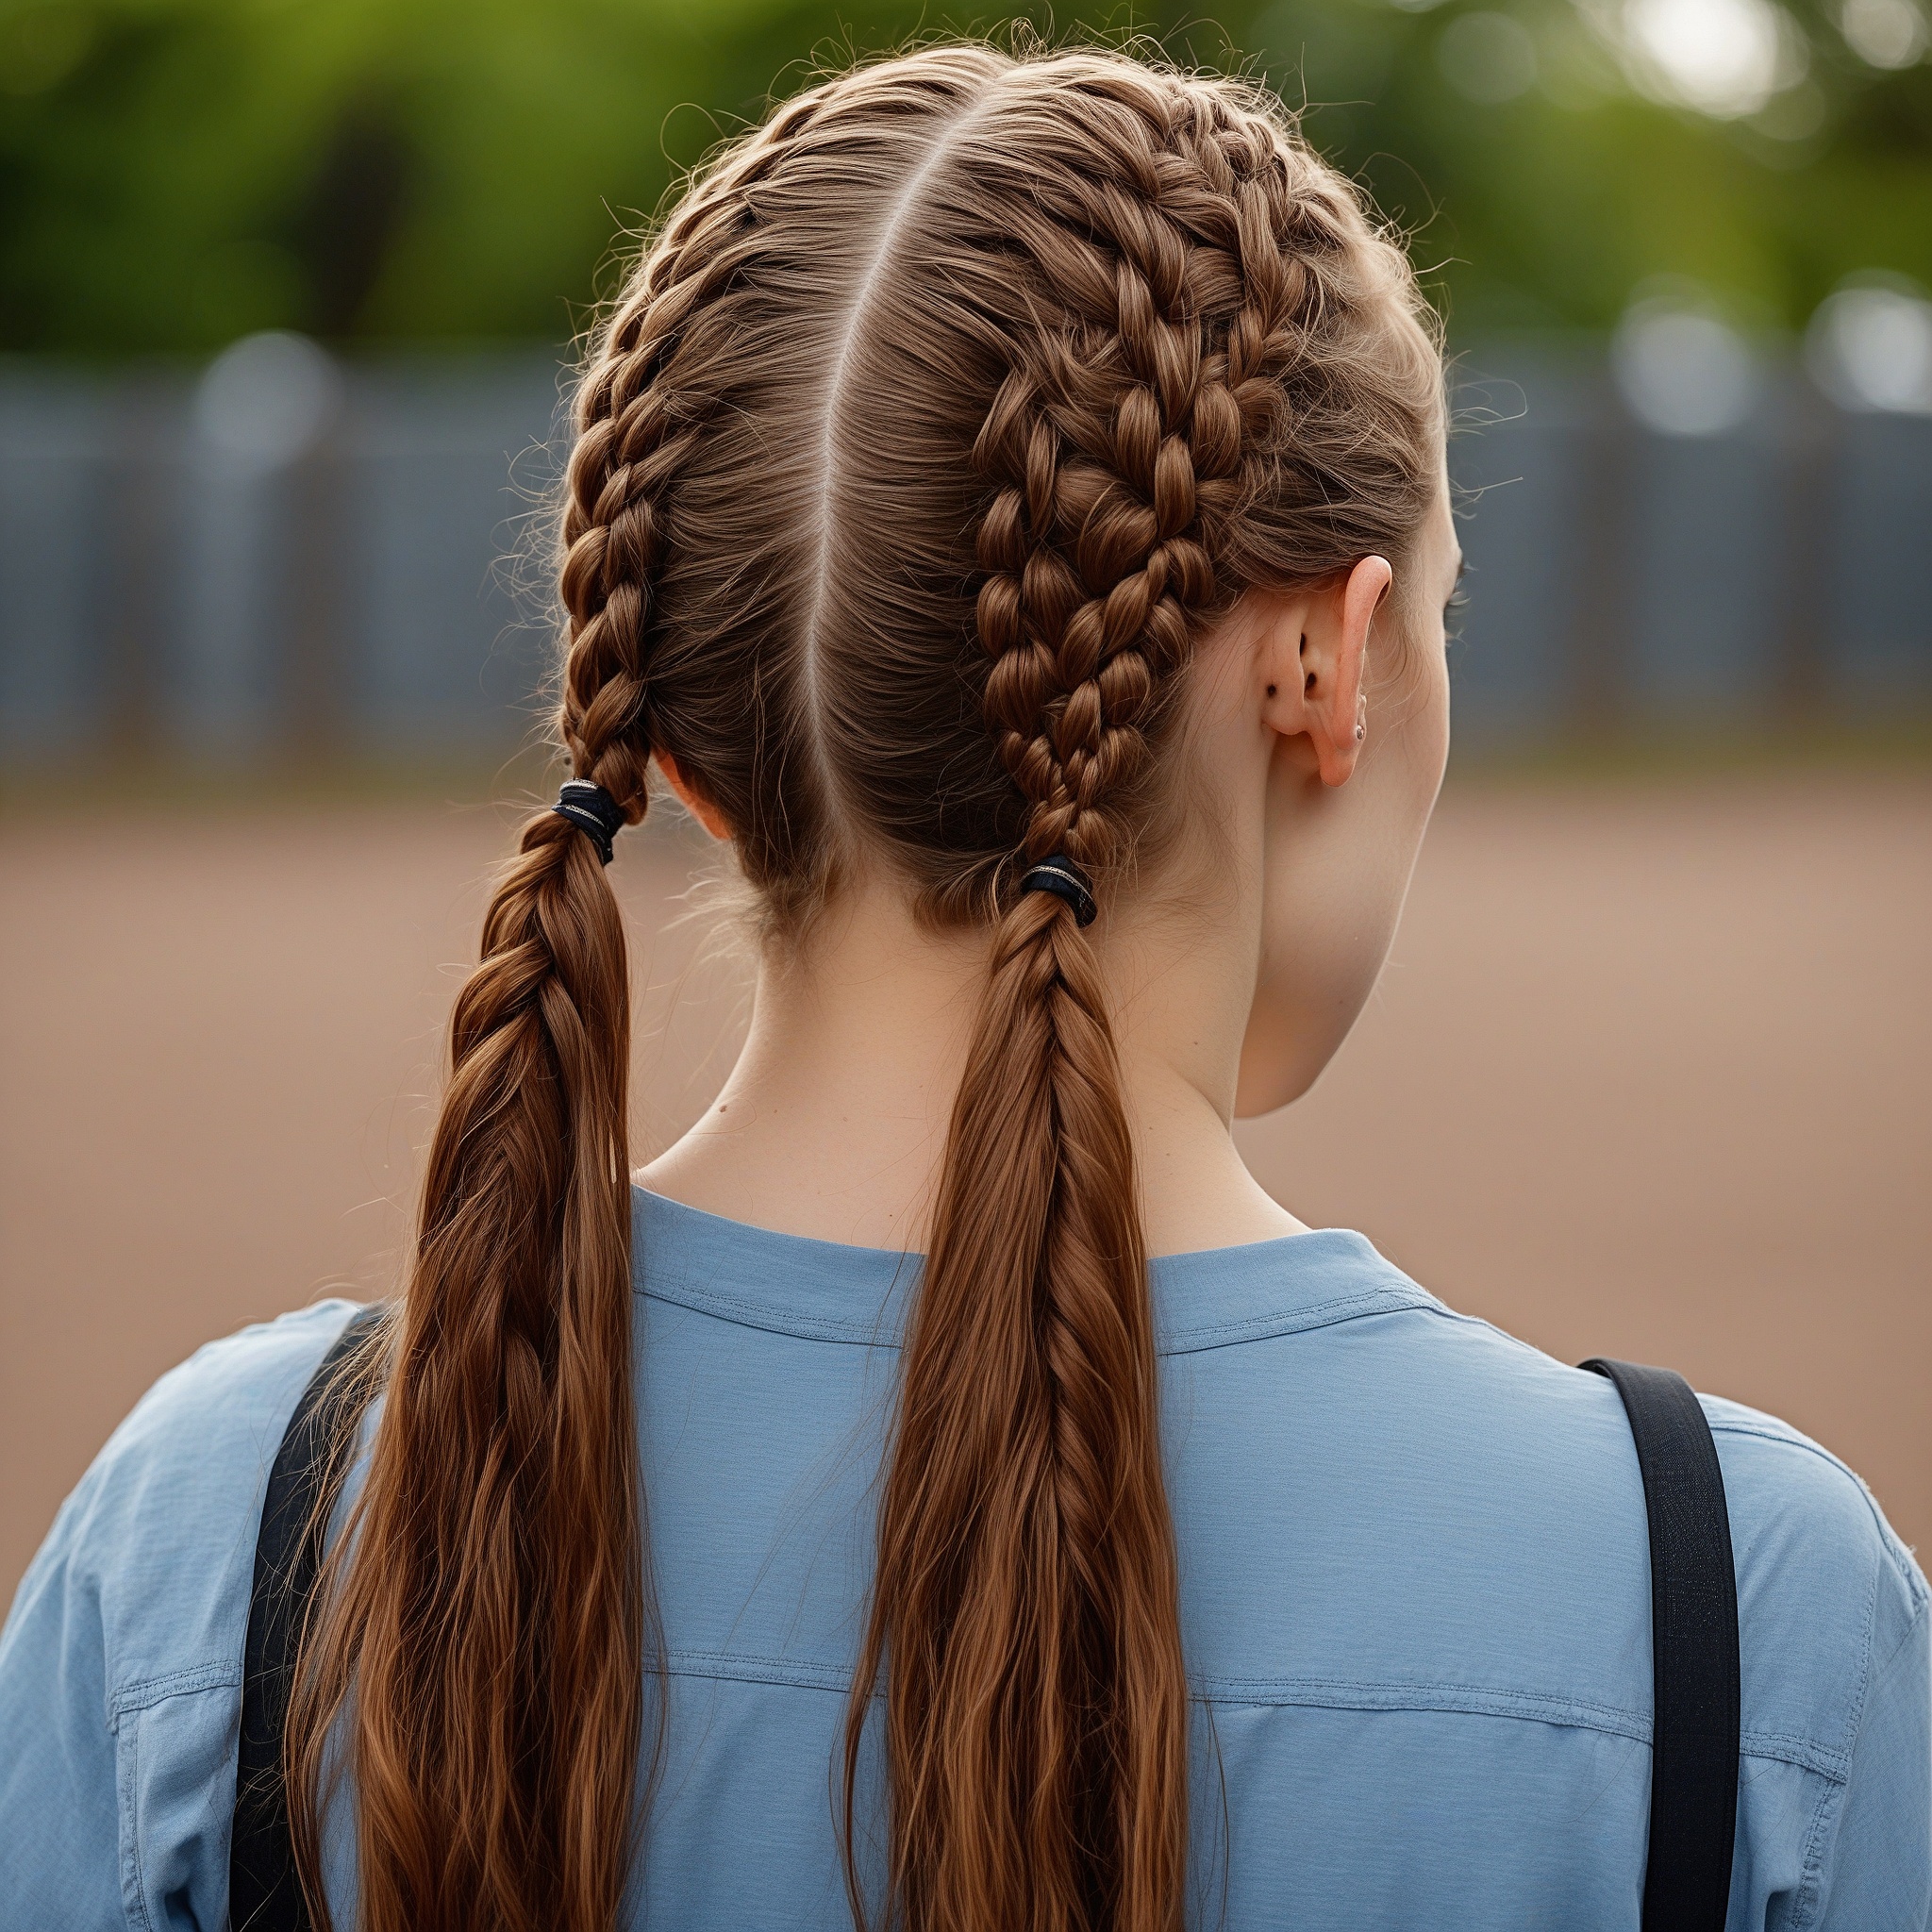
left=1, top=41, right=1926, bottom=1932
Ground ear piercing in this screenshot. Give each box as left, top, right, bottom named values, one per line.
left=1355, top=721, right=1366, bottom=742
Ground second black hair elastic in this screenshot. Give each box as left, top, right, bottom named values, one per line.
left=1019, top=855, right=1097, bottom=928
left=551, top=779, right=628, bottom=867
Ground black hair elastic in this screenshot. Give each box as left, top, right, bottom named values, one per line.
left=1019, top=854, right=1097, bottom=928
left=551, top=779, right=628, bottom=866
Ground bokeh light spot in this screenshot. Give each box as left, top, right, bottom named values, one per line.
left=1807, top=280, right=1932, bottom=413
left=192, top=332, right=343, bottom=475
left=1439, top=12, right=1541, bottom=100
left=1619, top=0, right=1804, bottom=117
left=1613, top=295, right=1760, bottom=434
left=1839, top=0, right=1929, bottom=67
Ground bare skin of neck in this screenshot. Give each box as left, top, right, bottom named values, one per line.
left=640, top=865, right=1303, bottom=1258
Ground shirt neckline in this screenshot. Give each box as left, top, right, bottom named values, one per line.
left=630, top=1185, right=1440, bottom=1357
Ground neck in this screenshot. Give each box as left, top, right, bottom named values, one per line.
left=640, top=865, right=1305, bottom=1257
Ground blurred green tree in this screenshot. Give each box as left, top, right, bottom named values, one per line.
left=0, top=0, right=1926, bottom=352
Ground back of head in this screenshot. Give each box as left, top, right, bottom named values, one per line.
left=625, top=44, right=1440, bottom=913
left=289, top=40, right=1444, bottom=1932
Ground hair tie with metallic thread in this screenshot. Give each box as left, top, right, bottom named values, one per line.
left=552, top=779, right=627, bottom=866
left=1019, top=854, right=1097, bottom=928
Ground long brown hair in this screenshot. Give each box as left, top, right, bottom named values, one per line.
left=286, top=41, right=1442, bottom=1932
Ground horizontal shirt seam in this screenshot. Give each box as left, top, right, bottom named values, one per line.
left=1191, top=1673, right=1651, bottom=1741
left=664, top=1648, right=851, bottom=1691
left=641, top=1274, right=1439, bottom=1355
left=108, top=1661, right=241, bottom=1722
left=1157, top=1289, right=1441, bottom=1356
left=95, top=1654, right=1850, bottom=1782
left=656, top=1653, right=1846, bottom=1775
left=642, top=1277, right=904, bottom=1349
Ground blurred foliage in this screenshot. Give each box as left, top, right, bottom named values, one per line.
left=0, top=0, right=1927, bottom=352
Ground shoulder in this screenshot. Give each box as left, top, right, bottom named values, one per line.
left=8, top=1299, right=366, bottom=1702
left=97, top=1295, right=366, bottom=1488
left=1163, top=1246, right=1664, bottom=1723
left=1701, top=1392, right=1928, bottom=1774
left=1162, top=1235, right=1925, bottom=1777
left=1701, top=1390, right=1924, bottom=1607
left=0, top=1301, right=365, bottom=1930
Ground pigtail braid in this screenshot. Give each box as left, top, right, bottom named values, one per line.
left=843, top=73, right=1354, bottom=1932
left=283, top=172, right=746, bottom=1932
left=849, top=882, right=1185, bottom=1932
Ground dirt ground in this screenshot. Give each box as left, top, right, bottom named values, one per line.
left=3, top=768, right=1927, bottom=1604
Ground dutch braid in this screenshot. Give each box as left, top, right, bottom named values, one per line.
left=848, top=60, right=1438, bottom=1932
left=282, top=108, right=797, bottom=1932
left=974, top=88, right=1357, bottom=876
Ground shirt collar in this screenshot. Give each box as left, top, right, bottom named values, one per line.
left=631, top=1185, right=1438, bottom=1356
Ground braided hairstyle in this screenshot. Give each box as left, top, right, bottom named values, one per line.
left=287, top=42, right=1442, bottom=1932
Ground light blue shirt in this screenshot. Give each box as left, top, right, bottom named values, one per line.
left=3, top=1189, right=1927, bottom=1928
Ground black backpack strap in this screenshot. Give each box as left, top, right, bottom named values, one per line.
left=230, top=1305, right=385, bottom=1932
left=1581, top=1357, right=1741, bottom=1932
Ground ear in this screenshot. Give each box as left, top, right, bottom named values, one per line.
left=656, top=753, right=732, bottom=841
left=1255, top=556, right=1392, bottom=788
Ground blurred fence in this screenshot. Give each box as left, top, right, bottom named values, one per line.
left=0, top=341, right=561, bottom=762
left=2, top=333, right=1929, bottom=764
left=1451, top=337, right=1932, bottom=744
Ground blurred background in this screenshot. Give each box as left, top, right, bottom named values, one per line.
left=1, top=0, right=1927, bottom=1601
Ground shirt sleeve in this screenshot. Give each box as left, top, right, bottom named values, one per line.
left=1807, top=1547, right=1932, bottom=1930
left=0, top=1471, right=127, bottom=1930
left=0, top=1301, right=359, bottom=1932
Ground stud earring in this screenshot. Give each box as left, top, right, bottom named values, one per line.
left=1355, top=721, right=1366, bottom=742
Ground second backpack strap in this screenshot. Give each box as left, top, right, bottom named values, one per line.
left=231, top=1304, right=385, bottom=1932
left=1581, top=1356, right=1741, bottom=1932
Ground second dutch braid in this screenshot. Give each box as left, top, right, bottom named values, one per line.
left=848, top=65, right=1419, bottom=1932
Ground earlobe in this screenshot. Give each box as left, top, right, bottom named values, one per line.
left=656, top=754, right=732, bottom=841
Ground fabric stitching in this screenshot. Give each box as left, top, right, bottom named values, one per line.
left=641, top=1272, right=1438, bottom=1356
left=1190, top=1671, right=1651, bottom=1737
left=1157, top=1289, right=1441, bottom=1356
left=1785, top=1510, right=1891, bottom=1929
left=665, top=1647, right=851, bottom=1692
left=1737, top=1735, right=1848, bottom=1781
left=656, top=1651, right=1844, bottom=1774
left=116, top=1701, right=154, bottom=1932
left=659, top=1651, right=1645, bottom=1731
left=109, top=1668, right=249, bottom=1927
left=643, top=1274, right=905, bottom=1349
left=1788, top=1754, right=1845, bottom=1932
left=1707, top=1422, right=1929, bottom=1601
left=1729, top=1726, right=1852, bottom=1780
left=108, top=1661, right=241, bottom=1719
left=1191, top=1675, right=1843, bottom=1775
left=1837, top=1507, right=1885, bottom=1774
